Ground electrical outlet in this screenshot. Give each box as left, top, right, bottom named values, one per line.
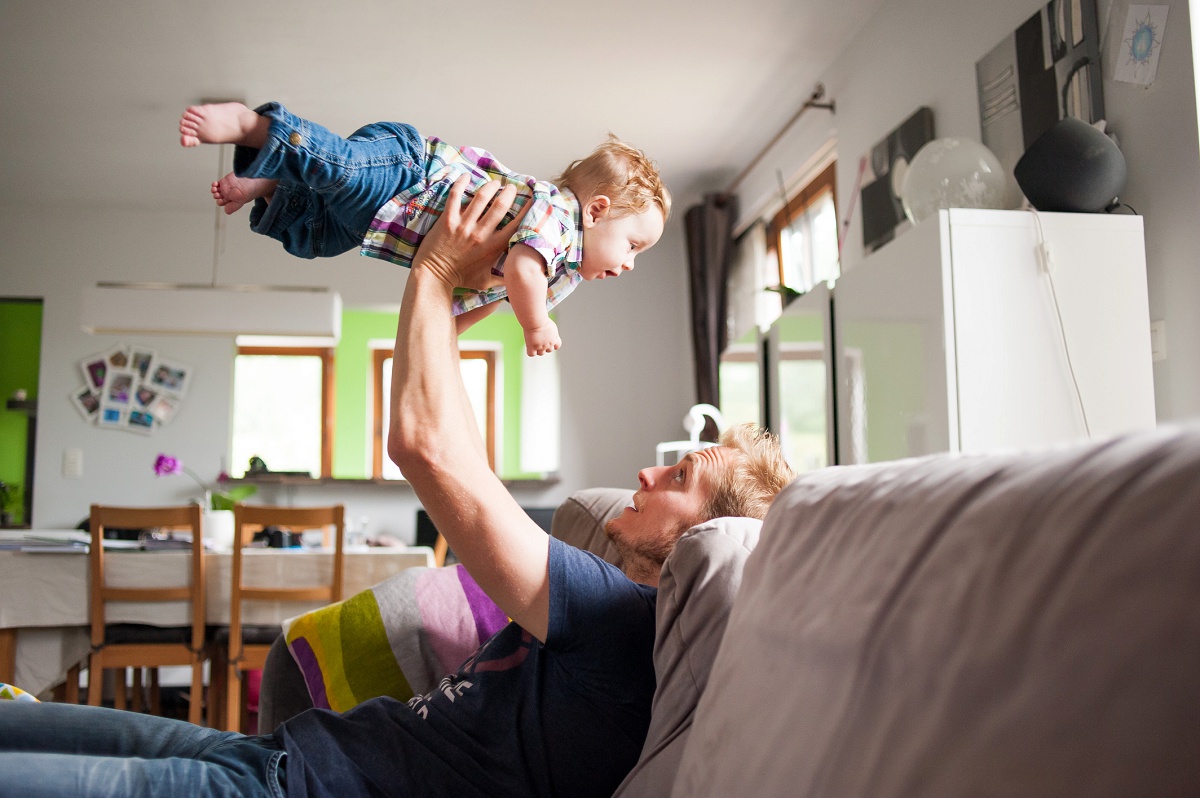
left=63, top=448, right=83, bottom=478
left=1150, top=320, right=1167, bottom=362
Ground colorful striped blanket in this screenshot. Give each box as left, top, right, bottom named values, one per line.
left=283, top=563, right=508, bottom=712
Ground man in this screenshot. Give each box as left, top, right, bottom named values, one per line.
left=0, top=178, right=793, bottom=798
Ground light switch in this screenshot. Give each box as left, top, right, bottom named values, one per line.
left=63, top=448, right=83, bottom=478
left=1150, top=320, right=1167, bottom=362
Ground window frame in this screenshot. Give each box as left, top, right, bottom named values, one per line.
left=235, top=345, right=335, bottom=478
left=766, top=162, right=838, bottom=291
left=371, top=348, right=498, bottom=478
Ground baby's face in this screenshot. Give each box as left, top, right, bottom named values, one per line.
left=579, top=205, right=665, bottom=282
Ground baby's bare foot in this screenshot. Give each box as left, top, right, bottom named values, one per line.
left=179, top=102, right=264, bottom=148
left=212, top=173, right=277, bottom=215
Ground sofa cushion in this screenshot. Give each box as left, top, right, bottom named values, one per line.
left=612, top=516, right=761, bottom=798
left=673, top=425, right=1200, bottom=797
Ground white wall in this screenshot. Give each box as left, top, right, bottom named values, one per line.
left=729, top=0, right=1200, bottom=424
left=0, top=200, right=694, bottom=533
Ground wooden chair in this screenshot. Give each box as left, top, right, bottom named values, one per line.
left=87, top=504, right=207, bottom=725
left=214, top=503, right=344, bottom=732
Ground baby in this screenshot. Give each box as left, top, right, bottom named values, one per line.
left=180, top=102, right=671, bottom=355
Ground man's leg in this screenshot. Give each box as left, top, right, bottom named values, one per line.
left=0, top=701, right=285, bottom=798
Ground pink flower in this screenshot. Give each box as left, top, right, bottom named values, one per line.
left=153, top=454, right=182, bottom=476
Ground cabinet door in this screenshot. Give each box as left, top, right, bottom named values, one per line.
left=947, top=209, right=1155, bottom=452
left=834, top=219, right=955, bottom=464
left=768, top=284, right=835, bottom=472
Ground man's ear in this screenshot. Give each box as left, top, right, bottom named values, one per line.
left=582, top=195, right=612, bottom=228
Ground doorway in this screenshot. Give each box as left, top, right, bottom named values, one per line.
left=1, top=298, right=43, bottom=527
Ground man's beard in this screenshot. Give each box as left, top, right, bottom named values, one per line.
left=604, top=516, right=692, bottom=570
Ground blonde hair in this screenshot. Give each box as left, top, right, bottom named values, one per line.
left=702, top=424, right=796, bottom=521
left=555, top=134, right=672, bottom=222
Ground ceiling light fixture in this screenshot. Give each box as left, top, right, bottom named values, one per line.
left=81, top=142, right=342, bottom=339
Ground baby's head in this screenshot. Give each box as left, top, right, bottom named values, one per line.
left=556, top=136, right=671, bottom=282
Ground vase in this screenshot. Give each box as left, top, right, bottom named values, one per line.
left=203, top=509, right=235, bottom=550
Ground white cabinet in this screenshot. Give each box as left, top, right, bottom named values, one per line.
left=830, top=208, right=1155, bottom=464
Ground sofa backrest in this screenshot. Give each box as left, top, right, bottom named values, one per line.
left=550, top=487, right=631, bottom=566
left=674, top=424, right=1200, bottom=797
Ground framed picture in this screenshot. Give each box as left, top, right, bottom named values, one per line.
left=105, top=346, right=132, bottom=371
left=149, top=395, right=181, bottom=425
left=134, top=385, right=160, bottom=409
left=80, top=352, right=110, bottom=392
left=97, top=405, right=126, bottom=429
left=102, top=368, right=137, bottom=407
left=147, top=358, right=192, bottom=398
left=69, top=385, right=101, bottom=421
left=976, top=0, right=1105, bottom=186
left=860, top=107, right=935, bottom=253
left=130, top=348, right=158, bottom=382
left=126, top=409, right=157, bottom=435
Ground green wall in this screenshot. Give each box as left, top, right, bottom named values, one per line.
left=0, top=300, right=43, bottom=524
left=333, top=310, right=533, bottom=479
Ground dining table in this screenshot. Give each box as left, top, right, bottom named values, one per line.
left=0, top=530, right=435, bottom=695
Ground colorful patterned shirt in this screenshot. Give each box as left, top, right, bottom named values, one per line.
left=361, top=137, right=583, bottom=315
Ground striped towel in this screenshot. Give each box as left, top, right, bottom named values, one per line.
left=283, top=564, right=508, bottom=712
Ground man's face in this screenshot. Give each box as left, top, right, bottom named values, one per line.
left=605, top=446, right=736, bottom=568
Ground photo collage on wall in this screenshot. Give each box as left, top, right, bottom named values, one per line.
left=70, top=345, right=191, bottom=435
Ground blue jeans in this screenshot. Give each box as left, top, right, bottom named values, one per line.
left=235, top=102, right=426, bottom=259
left=0, top=701, right=286, bottom=797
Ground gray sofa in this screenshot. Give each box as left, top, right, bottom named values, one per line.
left=262, top=424, right=1200, bottom=796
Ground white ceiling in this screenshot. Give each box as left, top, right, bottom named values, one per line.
left=0, top=0, right=884, bottom=216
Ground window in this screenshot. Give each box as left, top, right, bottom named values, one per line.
left=373, top=346, right=498, bottom=479
left=231, top=346, right=334, bottom=477
left=230, top=310, right=556, bottom=482
left=767, top=162, right=839, bottom=295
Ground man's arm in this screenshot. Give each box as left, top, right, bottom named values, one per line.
left=388, top=177, right=553, bottom=642
left=504, top=243, right=561, bottom=356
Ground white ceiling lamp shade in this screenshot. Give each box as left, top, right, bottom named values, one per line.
left=81, top=283, right=342, bottom=338
left=80, top=143, right=342, bottom=340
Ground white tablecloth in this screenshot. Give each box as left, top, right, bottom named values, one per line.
left=0, top=531, right=434, bottom=694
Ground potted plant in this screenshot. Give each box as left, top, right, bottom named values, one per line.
left=0, top=481, right=20, bottom=528
left=153, top=455, right=257, bottom=547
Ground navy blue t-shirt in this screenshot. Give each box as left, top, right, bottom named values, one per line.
left=276, top=537, right=658, bottom=798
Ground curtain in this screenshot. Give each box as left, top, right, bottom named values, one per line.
left=685, top=193, right=738, bottom=440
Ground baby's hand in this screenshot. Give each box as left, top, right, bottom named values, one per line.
left=524, top=321, right=561, bottom=357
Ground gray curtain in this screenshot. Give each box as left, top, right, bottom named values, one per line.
left=684, top=193, right=738, bottom=441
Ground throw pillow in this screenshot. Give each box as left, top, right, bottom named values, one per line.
left=611, top=516, right=761, bottom=797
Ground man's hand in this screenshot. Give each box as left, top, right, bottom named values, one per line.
left=523, top=321, right=562, bottom=357
left=414, top=175, right=529, bottom=289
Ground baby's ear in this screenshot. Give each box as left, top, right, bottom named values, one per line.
left=583, top=195, right=612, bottom=225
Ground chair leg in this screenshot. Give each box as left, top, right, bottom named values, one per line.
left=86, top=657, right=103, bottom=708
left=224, top=662, right=242, bottom=733
left=149, top=668, right=162, bottom=716
left=114, top=669, right=127, bottom=710
left=131, top=668, right=144, bottom=712
left=208, top=649, right=225, bottom=728
left=188, top=657, right=204, bottom=726
left=64, top=664, right=80, bottom=704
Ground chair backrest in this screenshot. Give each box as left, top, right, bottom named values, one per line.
left=88, top=504, right=206, bottom=651
left=228, top=504, right=345, bottom=658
